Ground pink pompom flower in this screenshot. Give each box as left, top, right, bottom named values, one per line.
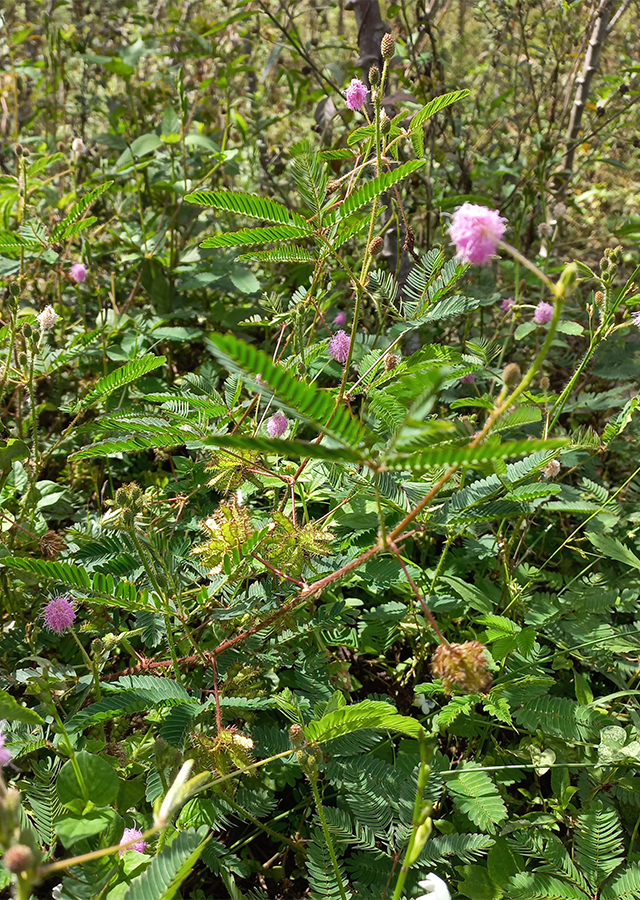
left=460, top=373, right=475, bottom=384
left=329, top=330, right=351, bottom=365
left=70, top=263, right=87, bottom=284
left=449, top=203, right=507, bottom=266
left=119, top=828, right=148, bottom=856
left=345, top=79, right=368, bottom=111
left=534, top=301, right=554, bottom=325
left=0, top=727, right=12, bottom=768
left=501, top=297, right=515, bottom=313
left=43, top=596, right=76, bottom=634
left=333, top=310, right=347, bottom=327
left=266, top=412, right=288, bottom=438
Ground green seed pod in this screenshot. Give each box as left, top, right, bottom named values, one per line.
left=369, top=65, right=380, bottom=86
left=502, top=362, right=521, bottom=386
left=380, top=111, right=391, bottom=134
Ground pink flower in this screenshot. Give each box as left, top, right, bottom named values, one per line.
left=534, top=301, right=554, bottom=325
left=70, top=263, right=87, bottom=283
left=0, top=727, right=12, bottom=768
left=631, top=311, right=640, bottom=329
left=460, top=374, right=475, bottom=384
left=119, top=828, right=148, bottom=856
left=501, top=297, right=515, bottom=313
left=449, top=203, right=507, bottom=266
left=345, top=79, right=368, bottom=111
left=266, top=412, right=288, bottom=438
left=329, top=330, right=351, bottom=365
left=333, top=311, right=347, bottom=327
left=43, top=596, right=76, bottom=634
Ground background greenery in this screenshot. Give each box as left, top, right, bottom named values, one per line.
left=1, top=0, right=640, bottom=898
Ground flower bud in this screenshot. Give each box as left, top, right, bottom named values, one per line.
left=22, top=323, right=33, bottom=340
left=14, top=144, right=23, bottom=157
left=369, top=236, right=383, bottom=256
left=539, top=376, right=550, bottom=391
left=369, top=65, right=380, bottom=86
left=3, top=844, right=35, bottom=874
left=381, top=33, right=395, bottom=60
left=405, top=816, right=433, bottom=866
left=555, top=261, right=577, bottom=298
left=502, top=363, right=521, bottom=386
left=380, top=111, right=391, bottom=134
left=289, top=724, right=305, bottom=747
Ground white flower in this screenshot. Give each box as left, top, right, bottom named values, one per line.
left=543, top=459, right=561, bottom=479
left=36, top=304, right=58, bottom=330
left=71, top=137, right=85, bottom=154
left=417, top=873, right=451, bottom=900
left=51, top=885, right=64, bottom=900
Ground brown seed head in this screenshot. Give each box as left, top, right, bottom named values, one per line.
left=403, top=226, right=415, bottom=253
left=431, top=641, right=492, bottom=694
left=384, top=354, right=400, bottom=371
left=369, top=236, right=383, bottom=256
left=539, top=376, right=550, bottom=391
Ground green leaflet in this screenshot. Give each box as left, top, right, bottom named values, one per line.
left=387, top=437, right=568, bottom=471
left=304, top=699, right=423, bottom=743
left=200, top=223, right=313, bottom=248
left=2, top=557, right=92, bottom=590
left=236, top=246, right=317, bottom=263
left=410, top=89, right=472, bottom=156
left=306, top=826, right=352, bottom=900
left=185, top=189, right=309, bottom=228
left=70, top=354, right=166, bottom=412
left=506, top=873, right=590, bottom=900
left=326, top=159, right=426, bottom=223
left=446, top=764, right=508, bottom=833
left=123, top=829, right=207, bottom=900
left=202, top=432, right=365, bottom=463
left=585, top=531, right=640, bottom=570
left=207, top=332, right=366, bottom=448
left=50, top=182, right=113, bottom=242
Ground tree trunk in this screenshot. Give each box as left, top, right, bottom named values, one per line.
left=345, top=0, right=388, bottom=85
left=561, top=0, right=614, bottom=192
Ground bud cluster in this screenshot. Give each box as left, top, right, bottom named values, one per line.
left=431, top=641, right=492, bottom=694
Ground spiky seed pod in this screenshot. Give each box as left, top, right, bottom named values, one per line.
left=385, top=354, right=400, bottom=371
left=380, top=111, right=391, bottom=134
left=3, top=844, right=35, bottom=874
left=381, top=32, right=395, bottom=59
left=431, top=641, right=492, bottom=694
left=369, top=64, right=380, bottom=86
left=369, top=236, right=383, bottom=256
left=502, top=363, right=521, bottom=386
left=289, top=724, right=305, bottom=747
left=39, top=530, right=66, bottom=560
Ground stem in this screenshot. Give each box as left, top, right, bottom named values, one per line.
left=308, top=772, right=348, bottom=900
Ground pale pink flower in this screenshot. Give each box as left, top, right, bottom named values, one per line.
left=266, top=412, right=288, bottom=438
left=501, top=297, right=515, bottom=313
left=631, top=311, right=640, bottom=329
left=329, top=330, right=351, bottom=364
left=449, top=203, right=507, bottom=265
left=119, top=828, right=148, bottom=856
left=43, top=596, right=76, bottom=634
left=70, top=263, right=87, bottom=283
left=36, top=305, right=58, bottom=331
left=460, top=374, right=475, bottom=384
left=333, top=311, right=347, bottom=327
left=0, top=727, right=12, bottom=768
left=345, top=79, right=368, bottom=111
left=534, top=301, right=554, bottom=325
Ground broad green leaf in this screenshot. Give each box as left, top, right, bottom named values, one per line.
left=54, top=809, right=118, bottom=846
left=57, top=751, right=120, bottom=811
left=0, top=689, right=44, bottom=725
left=0, top=438, right=29, bottom=471
left=123, top=830, right=206, bottom=900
